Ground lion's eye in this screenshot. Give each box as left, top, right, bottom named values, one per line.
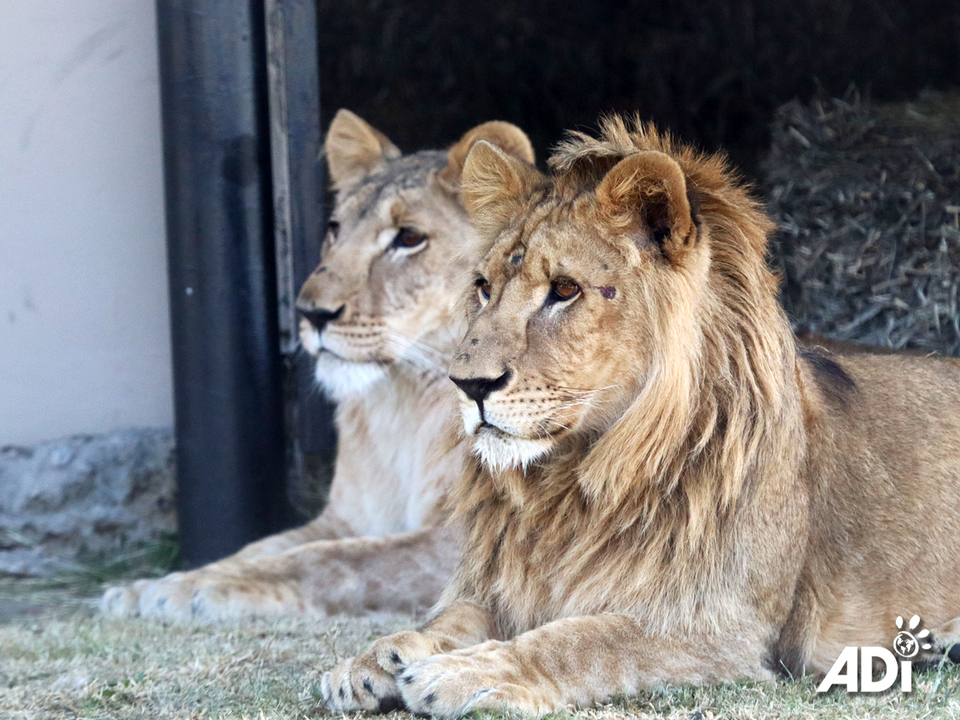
left=392, top=227, right=428, bottom=250
left=327, top=220, right=340, bottom=239
left=550, top=278, right=581, bottom=303
left=476, top=277, right=492, bottom=302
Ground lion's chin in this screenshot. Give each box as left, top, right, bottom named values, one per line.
left=312, top=350, right=388, bottom=401
left=472, top=428, right=552, bottom=473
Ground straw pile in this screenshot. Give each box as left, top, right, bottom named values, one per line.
left=764, top=92, right=960, bottom=355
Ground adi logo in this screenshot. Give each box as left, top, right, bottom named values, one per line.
left=893, top=614, right=931, bottom=658
left=817, top=615, right=932, bottom=693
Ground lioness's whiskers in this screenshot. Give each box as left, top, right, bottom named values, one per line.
left=384, top=332, right=451, bottom=375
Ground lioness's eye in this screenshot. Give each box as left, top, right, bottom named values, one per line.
left=476, top=277, right=492, bottom=302
left=392, top=227, right=428, bottom=250
left=326, top=220, right=340, bottom=239
left=550, top=278, right=581, bottom=303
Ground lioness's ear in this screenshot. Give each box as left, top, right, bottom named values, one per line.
left=325, top=109, right=401, bottom=190
left=438, top=121, right=535, bottom=193
left=596, top=151, right=699, bottom=264
left=462, top=140, right=542, bottom=239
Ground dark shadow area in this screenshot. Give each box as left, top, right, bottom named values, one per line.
left=316, top=0, right=959, bottom=177
left=766, top=92, right=960, bottom=355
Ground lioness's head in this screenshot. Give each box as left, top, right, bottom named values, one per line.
left=451, top=116, right=780, bottom=473
left=297, top=110, right=533, bottom=400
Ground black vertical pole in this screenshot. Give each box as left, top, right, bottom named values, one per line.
left=157, top=0, right=286, bottom=568
left=265, top=0, right=337, bottom=515
left=267, top=0, right=338, bottom=513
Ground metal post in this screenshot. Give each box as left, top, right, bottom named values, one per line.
left=265, top=0, right=338, bottom=514
left=156, top=0, right=287, bottom=568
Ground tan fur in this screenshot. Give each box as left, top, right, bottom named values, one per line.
left=100, top=111, right=533, bottom=620
left=325, top=109, right=401, bottom=189
left=324, top=116, right=960, bottom=716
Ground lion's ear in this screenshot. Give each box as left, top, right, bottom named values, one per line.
left=596, top=151, right=699, bottom=264
left=325, top=109, right=401, bottom=190
left=462, top=140, right=542, bottom=239
left=438, top=121, right=535, bottom=193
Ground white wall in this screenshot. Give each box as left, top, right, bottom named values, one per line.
left=0, top=1, right=172, bottom=446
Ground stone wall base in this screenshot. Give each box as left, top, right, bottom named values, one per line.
left=0, top=428, right=176, bottom=577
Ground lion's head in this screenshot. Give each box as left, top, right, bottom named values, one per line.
left=452, top=117, right=792, bottom=501
left=297, top=110, right=533, bottom=401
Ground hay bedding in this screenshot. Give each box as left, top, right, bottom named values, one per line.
left=764, top=92, right=960, bottom=355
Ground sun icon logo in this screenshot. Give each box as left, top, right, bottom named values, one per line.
left=894, top=615, right=932, bottom=658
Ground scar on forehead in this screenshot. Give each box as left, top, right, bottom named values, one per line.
left=593, top=285, right=617, bottom=300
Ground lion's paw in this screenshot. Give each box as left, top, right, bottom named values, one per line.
left=321, top=631, right=456, bottom=713
left=321, top=654, right=403, bottom=713
left=371, top=630, right=452, bottom=675
left=399, top=645, right=550, bottom=717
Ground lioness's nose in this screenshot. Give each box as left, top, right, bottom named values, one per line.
left=449, top=370, right=512, bottom=404
left=298, top=304, right=344, bottom=334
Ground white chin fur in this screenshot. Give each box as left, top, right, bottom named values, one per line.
left=473, top=431, right=552, bottom=473
left=300, top=323, right=322, bottom=355
left=312, top=351, right=387, bottom=401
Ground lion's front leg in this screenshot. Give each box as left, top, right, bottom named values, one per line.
left=322, top=602, right=494, bottom=712
left=399, top=614, right=773, bottom=717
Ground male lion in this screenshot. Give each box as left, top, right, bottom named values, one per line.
left=101, top=110, right=533, bottom=620
left=322, top=116, right=960, bottom=716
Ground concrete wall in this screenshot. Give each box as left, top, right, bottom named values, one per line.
left=0, top=1, right=172, bottom=446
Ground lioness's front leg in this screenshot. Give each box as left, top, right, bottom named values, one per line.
left=103, top=526, right=458, bottom=620
left=322, top=602, right=494, bottom=712
left=101, top=510, right=353, bottom=617
left=399, top=614, right=773, bottom=717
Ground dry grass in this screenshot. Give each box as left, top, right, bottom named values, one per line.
left=0, top=580, right=416, bottom=720
left=3, top=581, right=960, bottom=719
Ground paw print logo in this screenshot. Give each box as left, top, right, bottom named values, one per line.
left=894, top=615, right=932, bottom=658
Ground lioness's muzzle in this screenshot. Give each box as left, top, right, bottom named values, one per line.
left=298, top=304, right=345, bottom=334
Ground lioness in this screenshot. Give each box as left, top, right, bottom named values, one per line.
left=101, top=110, right=534, bottom=620
left=323, top=116, right=960, bottom=716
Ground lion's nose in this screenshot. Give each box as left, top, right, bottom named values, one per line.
left=449, top=370, right=512, bottom=404
left=298, top=304, right=345, bottom=334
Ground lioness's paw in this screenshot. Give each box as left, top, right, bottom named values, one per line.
left=100, top=582, right=146, bottom=617
left=136, top=573, right=211, bottom=619
left=100, top=574, right=186, bottom=618
left=322, top=654, right=403, bottom=713
left=400, top=648, right=552, bottom=717
left=180, top=576, right=305, bottom=620
left=102, top=571, right=303, bottom=621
